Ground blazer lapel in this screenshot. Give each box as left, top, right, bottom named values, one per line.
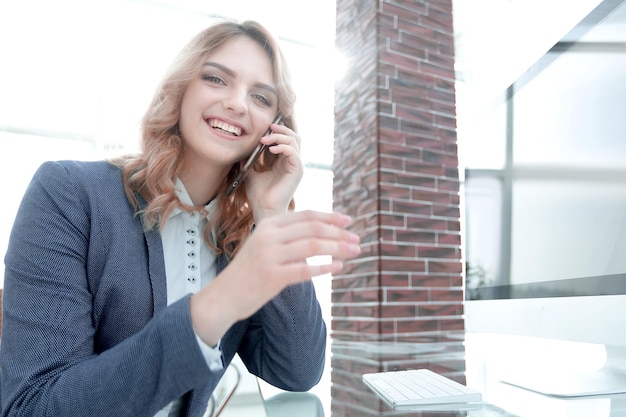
left=144, top=227, right=168, bottom=313
left=135, top=193, right=168, bottom=314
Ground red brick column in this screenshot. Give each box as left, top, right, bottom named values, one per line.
left=332, top=0, right=463, bottom=414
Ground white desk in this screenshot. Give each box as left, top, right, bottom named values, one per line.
left=219, top=334, right=626, bottom=417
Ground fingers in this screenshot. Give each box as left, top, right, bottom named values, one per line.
left=278, top=237, right=360, bottom=263
left=279, top=259, right=347, bottom=283
left=261, top=123, right=300, bottom=151
left=252, top=210, right=361, bottom=272
left=267, top=209, right=352, bottom=226
left=202, top=210, right=360, bottom=325
left=258, top=210, right=355, bottom=244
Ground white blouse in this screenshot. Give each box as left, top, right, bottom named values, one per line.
left=156, top=179, right=224, bottom=417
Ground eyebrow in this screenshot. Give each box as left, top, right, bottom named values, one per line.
left=202, top=61, right=278, bottom=97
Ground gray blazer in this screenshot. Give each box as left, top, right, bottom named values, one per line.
left=0, top=160, right=326, bottom=416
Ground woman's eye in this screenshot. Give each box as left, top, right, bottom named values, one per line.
left=252, top=94, right=271, bottom=106
left=202, top=74, right=225, bottom=85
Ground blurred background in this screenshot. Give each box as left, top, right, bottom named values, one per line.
left=1, top=0, right=622, bottom=414
left=1, top=0, right=610, bottom=285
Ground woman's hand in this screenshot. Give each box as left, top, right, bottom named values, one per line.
left=244, top=122, right=303, bottom=221
left=190, top=210, right=361, bottom=346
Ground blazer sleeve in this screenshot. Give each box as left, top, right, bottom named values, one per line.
left=237, top=277, right=327, bottom=391
left=0, top=161, right=220, bottom=417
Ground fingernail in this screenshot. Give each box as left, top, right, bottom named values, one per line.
left=348, top=244, right=361, bottom=255
left=331, top=260, right=344, bottom=273
left=340, top=214, right=352, bottom=223
left=349, top=233, right=360, bottom=243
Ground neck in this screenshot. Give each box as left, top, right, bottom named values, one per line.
left=179, top=166, right=230, bottom=207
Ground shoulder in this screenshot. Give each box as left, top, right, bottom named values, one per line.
left=35, top=159, right=120, bottom=180
left=33, top=160, right=122, bottom=193
left=28, top=160, right=128, bottom=211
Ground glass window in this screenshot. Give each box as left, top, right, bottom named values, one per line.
left=462, top=0, right=626, bottom=292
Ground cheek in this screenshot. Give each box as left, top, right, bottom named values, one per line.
left=252, top=111, right=277, bottom=136
left=177, top=105, right=191, bottom=139
left=178, top=91, right=203, bottom=133
left=179, top=81, right=206, bottom=114
left=180, top=90, right=197, bottom=118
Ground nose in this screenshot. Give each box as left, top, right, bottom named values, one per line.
left=223, top=87, right=248, bottom=115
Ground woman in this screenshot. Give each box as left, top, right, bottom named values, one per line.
left=0, top=20, right=361, bottom=416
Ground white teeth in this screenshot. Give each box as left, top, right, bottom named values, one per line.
left=209, top=119, right=242, bottom=136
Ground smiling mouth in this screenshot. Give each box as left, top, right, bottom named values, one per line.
left=207, top=119, right=243, bottom=137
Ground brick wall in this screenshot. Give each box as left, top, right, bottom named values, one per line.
left=332, top=0, right=463, bottom=414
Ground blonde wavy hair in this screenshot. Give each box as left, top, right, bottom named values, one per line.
left=112, top=20, right=297, bottom=259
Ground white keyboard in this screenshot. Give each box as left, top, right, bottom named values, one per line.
left=362, top=369, right=482, bottom=409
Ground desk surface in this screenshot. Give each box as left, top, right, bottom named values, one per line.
left=220, top=336, right=626, bottom=417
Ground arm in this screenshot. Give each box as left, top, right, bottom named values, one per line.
left=189, top=124, right=356, bottom=390
left=0, top=162, right=217, bottom=416
left=190, top=208, right=360, bottom=396
left=238, top=281, right=327, bottom=391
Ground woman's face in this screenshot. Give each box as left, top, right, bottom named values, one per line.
left=178, top=35, right=279, bottom=175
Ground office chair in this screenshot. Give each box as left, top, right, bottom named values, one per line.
left=204, top=363, right=241, bottom=417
